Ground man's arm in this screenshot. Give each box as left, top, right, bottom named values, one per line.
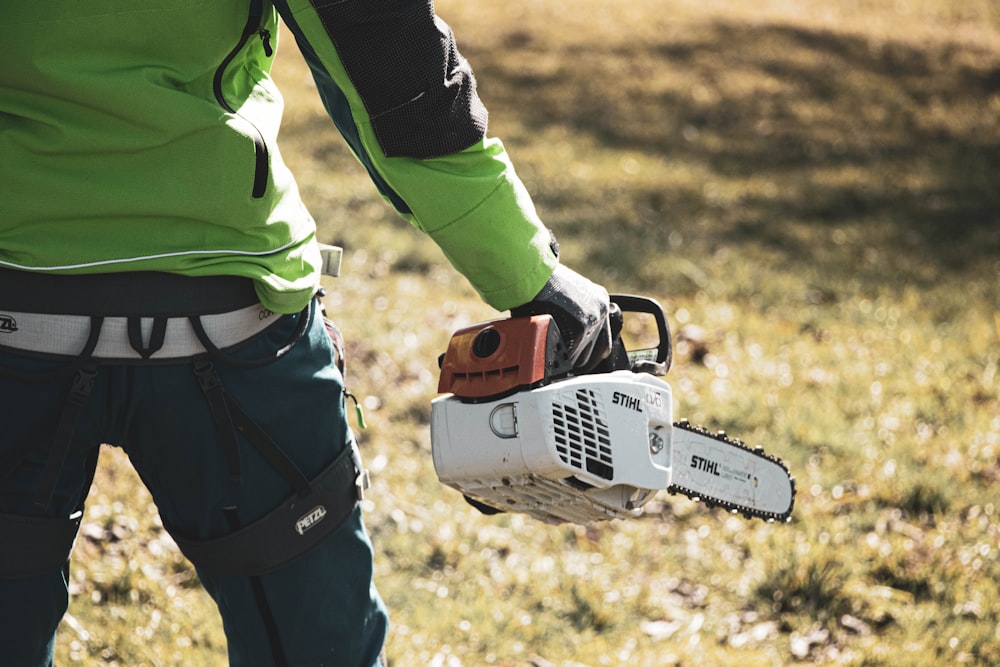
left=272, top=0, right=557, bottom=311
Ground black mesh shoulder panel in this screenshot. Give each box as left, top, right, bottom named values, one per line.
left=309, top=0, right=488, bottom=159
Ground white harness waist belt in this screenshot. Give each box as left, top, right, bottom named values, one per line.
left=0, top=304, right=280, bottom=360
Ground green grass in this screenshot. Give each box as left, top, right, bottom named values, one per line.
left=56, top=0, right=1000, bottom=664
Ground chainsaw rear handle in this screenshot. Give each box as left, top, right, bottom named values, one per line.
left=606, top=294, right=672, bottom=376
left=436, top=293, right=672, bottom=401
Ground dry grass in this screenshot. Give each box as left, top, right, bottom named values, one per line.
left=55, top=1, right=1000, bottom=665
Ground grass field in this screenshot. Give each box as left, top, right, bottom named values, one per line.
left=55, top=0, right=1000, bottom=665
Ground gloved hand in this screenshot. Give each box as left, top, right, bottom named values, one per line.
left=511, top=264, right=613, bottom=371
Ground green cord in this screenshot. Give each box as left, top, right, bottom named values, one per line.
left=345, top=390, right=367, bottom=430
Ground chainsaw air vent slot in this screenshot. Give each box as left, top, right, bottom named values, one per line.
left=562, top=476, right=596, bottom=491
left=552, top=388, right=614, bottom=480
left=451, top=366, right=520, bottom=383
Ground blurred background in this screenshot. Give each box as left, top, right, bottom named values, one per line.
left=59, top=1, right=999, bottom=665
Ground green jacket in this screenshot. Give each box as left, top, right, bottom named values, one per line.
left=0, top=0, right=556, bottom=313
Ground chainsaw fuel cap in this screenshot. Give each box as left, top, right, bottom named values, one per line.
left=472, top=327, right=502, bottom=358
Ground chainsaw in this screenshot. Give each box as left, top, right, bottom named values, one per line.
left=430, top=294, right=795, bottom=525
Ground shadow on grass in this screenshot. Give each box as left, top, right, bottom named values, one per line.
left=465, top=20, right=1000, bottom=289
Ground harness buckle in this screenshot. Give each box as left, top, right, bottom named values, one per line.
left=67, top=366, right=98, bottom=407
left=356, top=468, right=371, bottom=501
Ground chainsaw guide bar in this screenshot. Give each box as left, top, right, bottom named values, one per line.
left=668, top=420, right=795, bottom=523
left=431, top=294, right=796, bottom=525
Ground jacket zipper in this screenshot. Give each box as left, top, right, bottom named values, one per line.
left=213, top=0, right=273, bottom=199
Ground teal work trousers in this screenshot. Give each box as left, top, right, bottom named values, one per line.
left=0, top=301, right=388, bottom=666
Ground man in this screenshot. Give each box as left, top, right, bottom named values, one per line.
left=0, top=1, right=612, bottom=665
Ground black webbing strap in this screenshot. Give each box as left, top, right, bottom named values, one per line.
left=188, top=301, right=311, bottom=371
left=32, top=364, right=98, bottom=508
left=0, top=268, right=259, bottom=317
left=127, top=316, right=168, bottom=359
left=0, top=317, right=102, bottom=491
left=192, top=359, right=243, bottom=508
left=223, top=397, right=311, bottom=497
left=32, top=318, right=104, bottom=509
left=186, top=350, right=367, bottom=576
left=192, top=356, right=314, bottom=505
left=167, top=441, right=365, bottom=577
left=223, top=507, right=291, bottom=667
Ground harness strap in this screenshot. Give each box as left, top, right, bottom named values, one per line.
left=127, top=316, right=168, bottom=359
left=0, top=267, right=259, bottom=317
left=188, top=301, right=310, bottom=370
left=33, top=364, right=98, bottom=509
left=167, top=440, right=366, bottom=577
left=30, top=317, right=104, bottom=509
left=223, top=506, right=291, bottom=667
left=177, top=301, right=369, bottom=575
left=193, top=359, right=243, bottom=507
left=192, top=346, right=327, bottom=506
left=224, top=397, right=311, bottom=496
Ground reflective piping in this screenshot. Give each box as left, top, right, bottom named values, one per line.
left=0, top=303, right=280, bottom=359
left=0, top=240, right=301, bottom=272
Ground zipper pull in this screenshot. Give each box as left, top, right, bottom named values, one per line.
left=257, top=28, right=273, bottom=57
left=345, top=390, right=367, bottom=431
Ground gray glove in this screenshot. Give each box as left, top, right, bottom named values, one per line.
left=511, top=264, right=613, bottom=371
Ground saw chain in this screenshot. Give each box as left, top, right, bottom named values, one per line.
left=668, top=419, right=796, bottom=523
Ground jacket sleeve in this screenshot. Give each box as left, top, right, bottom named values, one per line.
left=272, top=0, right=556, bottom=311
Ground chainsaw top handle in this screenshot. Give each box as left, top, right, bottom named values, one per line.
left=596, top=294, right=672, bottom=377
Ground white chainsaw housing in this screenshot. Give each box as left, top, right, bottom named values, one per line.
left=431, top=371, right=674, bottom=524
